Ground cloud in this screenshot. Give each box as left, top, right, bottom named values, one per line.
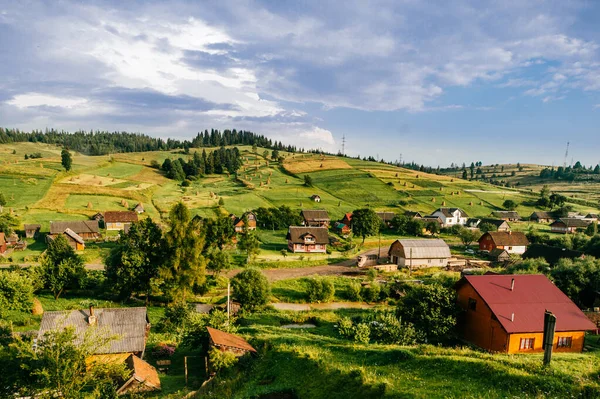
left=8, top=93, right=88, bottom=109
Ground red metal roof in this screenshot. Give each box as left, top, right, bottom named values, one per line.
left=461, top=274, right=596, bottom=334
left=207, top=327, right=256, bottom=353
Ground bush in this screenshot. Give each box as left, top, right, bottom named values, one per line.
left=337, top=317, right=354, bottom=338
left=157, top=301, right=193, bottom=333
left=231, top=268, right=270, bottom=311
left=353, top=323, right=371, bottom=344
left=79, top=270, right=107, bottom=291
left=152, top=343, right=176, bottom=359
left=209, top=346, right=238, bottom=373
left=347, top=280, right=362, bottom=301
left=306, top=277, right=335, bottom=303
left=0, top=271, right=34, bottom=311
left=361, top=282, right=381, bottom=303
left=181, top=179, right=191, bottom=187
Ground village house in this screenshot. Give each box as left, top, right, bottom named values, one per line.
left=207, top=327, right=257, bottom=357
left=419, top=215, right=443, bottom=227
left=479, top=218, right=511, bottom=232
left=287, top=226, right=328, bottom=253
left=492, top=211, right=521, bottom=222
left=104, top=211, right=139, bottom=231
left=455, top=274, right=596, bottom=353
left=429, top=208, right=468, bottom=227
left=38, top=307, right=160, bottom=392
left=404, top=211, right=424, bottom=218
left=0, top=232, right=6, bottom=254
left=340, top=212, right=352, bottom=226
left=133, top=203, right=145, bottom=214
left=48, top=228, right=86, bottom=250
left=376, top=212, right=396, bottom=227
left=388, top=239, right=451, bottom=268
left=301, top=209, right=330, bottom=227
left=530, top=211, right=554, bottom=223
left=24, top=224, right=41, bottom=238
left=488, top=248, right=511, bottom=264
left=232, top=212, right=257, bottom=233
left=50, top=220, right=101, bottom=240
left=550, top=218, right=591, bottom=234
left=584, top=213, right=599, bottom=222
left=310, top=194, right=321, bottom=203
left=466, top=218, right=481, bottom=228
left=478, top=231, right=529, bottom=255
left=334, top=222, right=351, bottom=236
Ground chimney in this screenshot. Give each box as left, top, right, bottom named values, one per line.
left=88, top=305, right=97, bottom=326
left=511, top=313, right=514, bottom=322
left=510, top=278, right=515, bottom=291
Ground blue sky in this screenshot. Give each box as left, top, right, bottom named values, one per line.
left=1, top=0, right=600, bottom=166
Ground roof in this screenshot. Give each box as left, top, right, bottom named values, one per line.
left=24, top=224, right=41, bottom=230
left=530, top=211, right=553, bottom=219
left=64, top=228, right=85, bottom=244
left=38, top=307, right=149, bottom=354
left=489, top=248, right=510, bottom=259
left=551, top=218, right=592, bottom=228
left=457, top=274, right=596, bottom=333
left=390, top=239, right=451, bottom=259
left=523, top=244, right=584, bottom=265
left=122, top=354, right=161, bottom=391
left=585, top=213, right=599, bottom=219
left=432, top=207, right=468, bottom=218
left=195, top=304, right=215, bottom=314
left=492, top=211, right=521, bottom=219
left=310, top=194, right=321, bottom=199
left=404, top=211, right=423, bottom=218
left=342, top=212, right=353, bottom=221
left=104, top=211, right=139, bottom=224
left=479, top=231, right=529, bottom=246
left=420, top=216, right=443, bottom=224
left=376, top=212, right=396, bottom=222
left=479, top=218, right=509, bottom=228
left=207, top=327, right=256, bottom=353
left=133, top=203, right=144, bottom=211
left=50, top=220, right=99, bottom=235
left=466, top=218, right=481, bottom=226
left=301, top=209, right=330, bottom=221
left=287, top=226, right=329, bottom=244
left=0, top=232, right=4, bottom=245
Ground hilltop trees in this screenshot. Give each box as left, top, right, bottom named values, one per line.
left=39, top=234, right=85, bottom=299
left=352, top=208, right=380, bottom=244
left=60, top=148, right=72, bottom=171
left=161, top=147, right=242, bottom=181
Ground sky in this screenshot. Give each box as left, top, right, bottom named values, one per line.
left=1, top=0, right=600, bottom=167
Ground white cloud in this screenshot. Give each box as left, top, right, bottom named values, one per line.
left=8, top=93, right=88, bottom=109
left=298, top=127, right=335, bottom=145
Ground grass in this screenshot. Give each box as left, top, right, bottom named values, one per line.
left=283, top=154, right=353, bottom=174
left=271, top=276, right=357, bottom=303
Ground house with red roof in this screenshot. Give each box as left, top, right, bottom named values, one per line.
left=455, top=274, right=596, bottom=354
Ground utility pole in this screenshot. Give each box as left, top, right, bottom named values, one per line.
left=543, top=310, right=557, bottom=366
left=341, top=135, right=346, bottom=156
left=409, top=247, right=413, bottom=276
left=227, top=281, right=231, bottom=326
left=377, top=229, right=381, bottom=260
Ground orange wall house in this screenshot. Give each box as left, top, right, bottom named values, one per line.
left=455, top=274, right=595, bottom=354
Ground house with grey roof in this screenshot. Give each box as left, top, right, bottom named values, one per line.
left=287, top=226, right=329, bottom=253
left=430, top=208, right=468, bottom=227
left=49, top=220, right=101, bottom=240
left=388, top=239, right=451, bottom=268
left=301, top=209, right=330, bottom=227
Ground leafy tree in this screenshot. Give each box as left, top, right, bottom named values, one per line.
left=306, top=277, right=335, bottom=303
left=479, top=222, right=497, bottom=233
left=60, top=148, right=72, bottom=171
left=162, top=202, right=207, bottom=301
left=303, top=175, right=313, bottom=187
left=392, top=215, right=410, bottom=235
left=397, top=284, right=458, bottom=344
left=205, top=214, right=236, bottom=249
left=105, top=218, right=164, bottom=302
left=425, top=221, right=440, bottom=235
left=218, top=197, right=225, bottom=206
left=549, top=193, right=567, bottom=209
left=585, top=222, right=598, bottom=237
left=347, top=280, right=362, bottom=301
left=231, top=267, right=270, bottom=310
left=361, top=281, right=381, bottom=303
left=0, top=192, right=6, bottom=213
left=459, top=228, right=480, bottom=247
left=554, top=205, right=574, bottom=218
left=0, top=271, right=34, bottom=311
left=40, top=234, right=85, bottom=299
left=238, top=229, right=261, bottom=263
left=505, top=258, right=550, bottom=275
left=207, top=248, right=232, bottom=276
left=271, top=149, right=280, bottom=160
left=0, top=212, right=18, bottom=235
left=502, top=199, right=518, bottom=211
left=405, top=218, right=425, bottom=236
left=550, top=257, right=600, bottom=308
left=351, top=208, right=380, bottom=244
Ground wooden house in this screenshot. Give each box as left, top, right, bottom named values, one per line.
left=492, top=211, right=521, bottom=222
left=104, top=211, right=139, bottom=231
left=287, top=226, right=328, bottom=253
left=430, top=208, right=468, bottom=227
left=50, top=220, right=100, bottom=240
left=116, top=354, right=161, bottom=394
left=207, top=327, right=256, bottom=357
left=334, top=222, right=351, bottom=236
left=310, top=194, right=321, bottom=203
left=340, top=212, right=352, bottom=226
left=404, top=211, right=423, bottom=218
left=466, top=218, right=481, bottom=228
left=550, top=218, right=591, bottom=234
left=530, top=211, right=554, bottom=223
left=24, top=224, right=41, bottom=238
left=479, top=218, right=511, bottom=232
left=455, top=274, right=596, bottom=353
left=585, top=213, right=599, bottom=222
left=376, top=212, right=396, bottom=227
left=478, top=231, right=529, bottom=255
left=0, top=233, right=6, bottom=254
left=233, top=212, right=257, bottom=233
left=301, top=210, right=330, bottom=227
left=133, top=203, right=145, bottom=214
left=388, top=239, right=451, bottom=268
left=63, top=228, right=85, bottom=250
left=488, top=248, right=511, bottom=264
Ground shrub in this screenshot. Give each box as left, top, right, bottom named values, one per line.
left=337, top=317, right=354, bottom=338
left=0, top=271, right=34, bottom=311
left=181, top=179, right=191, bottom=187
left=209, top=346, right=238, bottom=373
left=306, top=277, right=335, bottom=303
left=157, top=301, right=193, bottom=333
left=353, top=323, right=371, bottom=344
left=152, top=343, right=176, bottom=359
left=231, top=268, right=270, bottom=311
left=361, top=282, right=381, bottom=303
left=347, top=280, right=362, bottom=301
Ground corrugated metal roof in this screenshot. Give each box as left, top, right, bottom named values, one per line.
left=50, top=220, right=99, bottom=234
left=207, top=327, right=256, bottom=353
left=392, top=239, right=451, bottom=259
left=38, top=307, right=149, bottom=354
left=461, top=274, right=596, bottom=333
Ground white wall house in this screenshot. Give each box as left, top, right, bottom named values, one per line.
left=430, top=208, right=469, bottom=227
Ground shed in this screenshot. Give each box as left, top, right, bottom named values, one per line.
left=376, top=212, right=396, bottom=226
left=207, top=327, right=256, bottom=357
left=301, top=209, right=330, bottom=227
left=133, top=203, right=145, bottom=214
left=530, top=211, right=554, bottom=223
left=388, top=239, right=451, bottom=268
left=24, top=224, right=41, bottom=238
left=492, top=211, right=521, bottom=221
left=478, top=218, right=511, bottom=232
left=310, top=194, right=321, bottom=203
left=116, top=354, right=161, bottom=394
left=104, top=211, right=139, bottom=231
left=64, top=228, right=85, bottom=250
left=551, top=218, right=592, bottom=234
left=50, top=220, right=100, bottom=240
left=489, top=248, right=511, bottom=263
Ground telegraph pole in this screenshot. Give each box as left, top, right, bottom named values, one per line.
left=543, top=310, right=556, bottom=366
left=341, top=135, right=346, bottom=156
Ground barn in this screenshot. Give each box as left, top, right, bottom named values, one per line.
left=388, top=239, right=451, bottom=268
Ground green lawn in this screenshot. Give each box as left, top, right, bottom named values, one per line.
left=0, top=174, right=54, bottom=210
left=65, top=194, right=135, bottom=212
left=93, top=162, right=143, bottom=178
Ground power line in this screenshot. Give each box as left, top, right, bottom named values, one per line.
left=341, top=135, right=346, bottom=156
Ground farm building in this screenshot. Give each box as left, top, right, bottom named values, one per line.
left=492, top=211, right=521, bottom=221
left=38, top=306, right=151, bottom=358
left=404, top=211, right=424, bottom=218
left=287, top=226, right=328, bottom=253
left=310, top=194, right=321, bottom=203
left=301, top=209, right=330, bottom=227
left=530, top=211, right=554, bottom=223
left=5, top=233, right=18, bottom=246
left=133, top=203, right=145, bottom=214
left=466, top=218, right=481, bottom=228
left=104, top=211, right=139, bottom=231
left=455, top=274, right=596, bottom=353
left=50, top=220, right=100, bottom=240
left=585, top=213, right=599, bottom=221
left=91, top=212, right=104, bottom=221
left=419, top=215, right=443, bottom=226
left=376, top=212, right=396, bottom=227
left=478, top=231, right=529, bottom=254
left=429, top=208, right=468, bottom=227
left=24, top=224, right=41, bottom=238
left=0, top=233, right=6, bottom=254
left=388, top=239, right=451, bottom=268
left=115, top=354, right=161, bottom=394
left=489, top=248, right=511, bottom=264
left=49, top=228, right=85, bottom=250
left=550, top=218, right=591, bottom=234
left=340, top=212, right=352, bottom=226
left=334, top=222, right=351, bottom=236
left=479, top=218, right=511, bottom=232
left=523, top=244, right=584, bottom=265
left=233, top=212, right=257, bottom=233
left=207, top=327, right=256, bottom=357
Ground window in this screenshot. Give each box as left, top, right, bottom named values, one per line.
left=468, top=298, right=477, bottom=311
left=519, top=338, right=535, bottom=350
left=557, top=336, right=572, bottom=348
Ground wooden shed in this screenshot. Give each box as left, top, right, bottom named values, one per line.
left=24, top=224, right=41, bottom=238
left=388, top=239, right=451, bottom=268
